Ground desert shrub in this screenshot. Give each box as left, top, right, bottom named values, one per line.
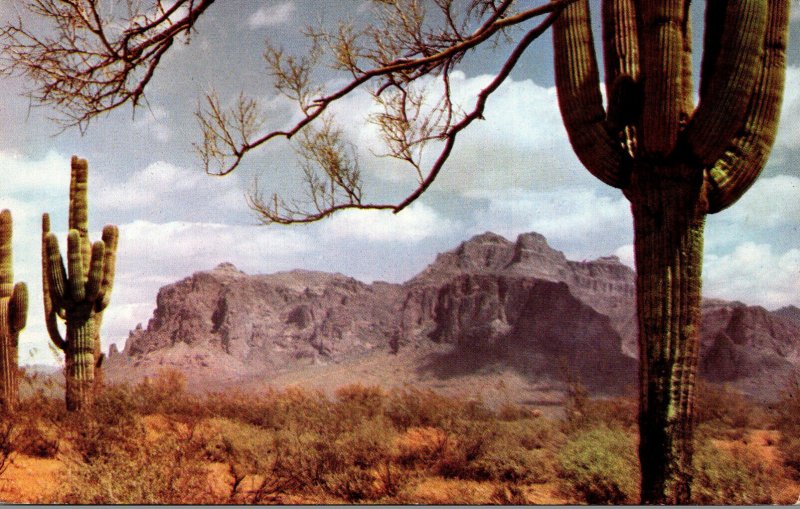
left=129, top=369, right=208, bottom=418
left=324, top=465, right=379, bottom=502
left=468, top=444, right=541, bottom=483
left=332, top=416, right=396, bottom=469
left=61, top=429, right=215, bottom=504
left=384, top=388, right=465, bottom=430
left=14, top=423, right=59, bottom=458
left=773, top=377, right=800, bottom=478
left=563, top=381, right=637, bottom=434
left=694, top=383, right=765, bottom=439
left=691, top=440, right=778, bottom=504
left=270, top=428, right=340, bottom=489
left=394, top=426, right=450, bottom=467
left=471, top=419, right=562, bottom=484
left=583, top=397, right=638, bottom=431
left=60, top=385, right=146, bottom=462
left=500, top=417, right=565, bottom=452
left=204, top=390, right=282, bottom=429
left=325, top=417, right=406, bottom=501
left=333, top=384, right=387, bottom=427
left=436, top=419, right=495, bottom=479
left=0, top=419, right=15, bottom=477
left=780, top=437, right=800, bottom=479
left=227, top=412, right=406, bottom=503
left=435, top=417, right=558, bottom=484
left=200, top=417, right=274, bottom=468
left=272, top=387, right=335, bottom=433
left=557, top=425, right=639, bottom=504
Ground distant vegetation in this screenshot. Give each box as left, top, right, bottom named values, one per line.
left=0, top=369, right=795, bottom=504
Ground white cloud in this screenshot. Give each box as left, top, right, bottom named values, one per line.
left=0, top=150, right=70, bottom=196
left=117, top=219, right=312, bottom=273
left=133, top=106, right=172, bottom=142
left=706, top=174, right=800, bottom=253
left=614, top=244, right=635, bottom=269
left=94, top=160, right=249, bottom=220
left=773, top=66, right=800, bottom=152
left=327, top=72, right=590, bottom=198
left=248, top=2, right=295, bottom=28
left=717, top=174, right=800, bottom=229
left=464, top=187, right=633, bottom=261
left=703, top=242, right=800, bottom=309
left=322, top=203, right=459, bottom=243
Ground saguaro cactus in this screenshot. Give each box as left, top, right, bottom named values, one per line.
left=553, top=0, right=789, bottom=503
left=43, top=156, right=118, bottom=411
left=0, top=210, right=27, bottom=412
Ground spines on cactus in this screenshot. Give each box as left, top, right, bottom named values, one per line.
left=0, top=210, right=27, bottom=412
left=43, top=156, right=118, bottom=411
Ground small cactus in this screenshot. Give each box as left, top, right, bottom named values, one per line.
left=43, top=156, right=118, bottom=411
left=0, top=210, right=27, bottom=412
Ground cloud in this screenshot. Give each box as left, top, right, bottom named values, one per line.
left=322, top=203, right=459, bottom=243
left=248, top=2, right=296, bottom=28
left=325, top=72, right=590, bottom=200
left=773, top=66, right=800, bottom=153
left=614, top=244, right=635, bottom=269
left=706, top=174, right=800, bottom=254
left=703, top=242, right=800, bottom=309
left=716, top=174, right=800, bottom=229
left=93, top=160, right=250, bottom=221
left=132, top=106, right=172, bottom=142
left=0, top=150, right=70, bottom=196
left=463, top=186, right=633, bottom=261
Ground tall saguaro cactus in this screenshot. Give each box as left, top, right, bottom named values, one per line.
left=553, top=0, right=789, bottom=503
left=0, top=210, right=27, bottom=412
left=43, top=156, right=118, bottom=411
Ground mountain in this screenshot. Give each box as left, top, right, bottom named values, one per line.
left=773, top=305, right=800, bottom=326
left=106, top=232, right=800, bottom=403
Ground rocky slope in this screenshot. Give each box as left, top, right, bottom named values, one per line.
left=106, top=232, right=800, bottom=401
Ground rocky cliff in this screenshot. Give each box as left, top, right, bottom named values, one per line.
left=107, top=232, right=800, bottom=400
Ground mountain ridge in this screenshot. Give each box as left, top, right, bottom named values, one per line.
left=106, top=231, right=800, bottom=403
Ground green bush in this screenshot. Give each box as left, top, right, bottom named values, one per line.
left=691, top=441, right=776, bottom=504
left=557, top=425, right=639, bottom=504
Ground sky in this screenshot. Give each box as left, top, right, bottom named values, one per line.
left=0, top=1, right=799, bottom=365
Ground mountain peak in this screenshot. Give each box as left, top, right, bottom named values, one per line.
left=465, top=231, right=509, bottom=245
left=213, top=262, right=244, bottom=274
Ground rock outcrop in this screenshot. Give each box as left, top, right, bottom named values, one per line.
left=107, top=232, right=800, bottom=400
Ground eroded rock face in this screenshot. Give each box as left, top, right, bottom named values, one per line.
left=107, top=235, right=800, bottom=399
left=109, top=264, right=405, bottom=380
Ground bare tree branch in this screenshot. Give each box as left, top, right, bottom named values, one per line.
left=2, top=0, right=577, bottom=224
left=0, top=0, right=215, bottom=131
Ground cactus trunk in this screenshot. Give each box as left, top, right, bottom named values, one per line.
left=65, top=315, right=96, bottom=411
left=630, top=167, right=705, bottom=504
left=0, top=311, right=18, bottom=412
left=0, top=210, right=27, bottom=413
